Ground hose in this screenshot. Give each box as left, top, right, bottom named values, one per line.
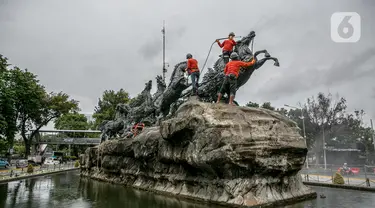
left=184, top=36, right=245, bottom=97
left=200, top=36, right=242, bottom=75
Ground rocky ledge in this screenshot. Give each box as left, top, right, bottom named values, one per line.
left=80, top=98, right=316, bottom=207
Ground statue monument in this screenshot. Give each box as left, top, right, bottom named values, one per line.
left=98, top=31, right=280, bottom=142
left=82, top=31, right=316, bottom=207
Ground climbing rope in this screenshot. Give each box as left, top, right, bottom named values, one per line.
left=200, top=36, right=243, bottom=75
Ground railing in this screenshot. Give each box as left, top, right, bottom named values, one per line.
left=0, top=161, right=78, bottom=181
left=32, top=137, right=100, bottom=145
left=301, top=164, right=375, bottom=187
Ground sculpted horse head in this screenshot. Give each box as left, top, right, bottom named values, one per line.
left=156, top=75, right=166, bottom=92
left=130, top=80, right=153, bottom=108
left=156, top=62, right=189, bottom=118
left=115, top=103, right=131, bottom=119
left=144, top=80, right=152, bottom=92
left=235, top=31, right=257, bottom=89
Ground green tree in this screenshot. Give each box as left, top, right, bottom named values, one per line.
left=0, top=54, right=10, bottom=73
left=55, top=113, right=100, bottom=157
left=54, top=112, right=90, bottom=137
left=0, top=59, right=18, bottom=149
left=55, top=112, right=89, bottom=131
left=13, top=143, right=26, bottom=157
left=245, top=101, right=259, bottom=108
left=261, top=102, right=275, bottom=111
left=20, top=91, right=79, bottom=156
left=93, top=89, right=130, bottom=128
left=1, top=55, right=79, bottom=156
left=1, top=66, right=79, bottom=156
left=0, top=140, right=8, bottom=156
left=300, top=92, right=348, bottom=164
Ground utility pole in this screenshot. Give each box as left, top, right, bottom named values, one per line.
left=371, top=119, right=375, bottom=151
left=322, top=126, right=327, bottom=170
left=284, top=104, right=309, bottom=169
left=162, top=20, right=166, bottom=82
left=301, top=112, right=309, bottom=169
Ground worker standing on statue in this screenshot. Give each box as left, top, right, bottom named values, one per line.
left=216, top=32, right=236, bottom=64
left=216, top=52, right=256, bottom=105
left=185, top=53, right=200, bottom=95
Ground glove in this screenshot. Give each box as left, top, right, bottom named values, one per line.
left=216, top=39, right=220, bottom=43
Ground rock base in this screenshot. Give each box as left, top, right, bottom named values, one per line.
left=80, top=100, right=316, bottom=207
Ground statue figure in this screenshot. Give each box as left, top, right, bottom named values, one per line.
left=155, top=61, right=188, bottom=119
left=153, top=75, right=166, bottom=103
left=128, top=80, right=155, bottom=124
left=99, top=103, right=131, bottom=143
left=98, top=30, right=280, bottom=143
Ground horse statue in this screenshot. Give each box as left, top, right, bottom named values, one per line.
left=128, top=80, right=155, bottom=124
left=99, top=103, right=131, bottom=143
left=154, top=62, right=189, bottom=119
left=152, top=75, right=166, bottom=105
left=184, top=31, right=279, bottom=103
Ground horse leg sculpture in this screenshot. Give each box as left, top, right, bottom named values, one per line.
left=254, top=50, right=269, bottom=57
left=255, top=57, right=280, bottom=68
left=253, top=49, right=280, bottom=68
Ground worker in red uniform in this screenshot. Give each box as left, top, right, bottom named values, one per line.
left=216, top=52, right=256, bottom=105
left=185, top=53, right=200, bottom=95
left=216, top=32, right=236, bottom=64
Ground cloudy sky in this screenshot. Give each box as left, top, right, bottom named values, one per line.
left=1, top=0, right=374, bottom=128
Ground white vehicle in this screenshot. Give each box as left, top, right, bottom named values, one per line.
left=44, top=157, right=60, bottom=165
left=28, top=155, right=42, bottom=165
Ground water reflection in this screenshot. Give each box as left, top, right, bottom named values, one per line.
left=78, top=177, right=218, bottom=208
left=286, top=186, right=375, bottom=208
left=1, top=171, right=375, bottom=208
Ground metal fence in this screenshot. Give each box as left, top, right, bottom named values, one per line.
left=301, top=164, right=375, bottom=187
left=33, top=137, right=100, bottom=145
left=0, top=161, right=78, bottom=181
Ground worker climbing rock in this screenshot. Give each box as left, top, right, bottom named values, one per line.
left=185, top=53, right=200, bottom=95
left=216, top=32, right=236, bottom=64
left=216, top=52, right=256, bottom=105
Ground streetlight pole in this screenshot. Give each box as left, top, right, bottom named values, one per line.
left=161, top=20, right=167, bottom=82
left=322, top=126, right=327, bottom=170
left=284, top=104, right=309, bottom=169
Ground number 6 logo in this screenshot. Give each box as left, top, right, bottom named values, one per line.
left=331, top=12, right=361, bottom=43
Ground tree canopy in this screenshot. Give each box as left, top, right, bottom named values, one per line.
left=244, top=93, right=375, bottom=164
left=0, top=54, right=79, bottom=156
left=54, top=112, right=94, bottom=138
left=93, top=89, right=130, bottom=128
left=55, top=112, right=90, bottom=130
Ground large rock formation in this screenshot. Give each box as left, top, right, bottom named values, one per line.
left=80, top=98, right=316, bottom=207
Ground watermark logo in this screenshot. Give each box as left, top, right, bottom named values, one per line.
left=331, top=12, right=361, bottom=43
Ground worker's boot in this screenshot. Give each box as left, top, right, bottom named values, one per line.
left=229, top=95, right=235, bottom=106
left=216, top=93, right=222, bottom=103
